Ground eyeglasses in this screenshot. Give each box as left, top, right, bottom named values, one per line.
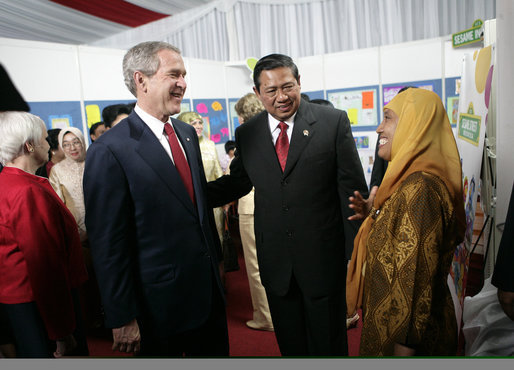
left=62, top=140, right=82, bottom=150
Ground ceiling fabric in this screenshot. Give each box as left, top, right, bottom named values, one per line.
left=0, top=0, right=496, bottom=61
left=92, top=0, right=496, bottom=61
left=49, top=0, right=168, bottom=27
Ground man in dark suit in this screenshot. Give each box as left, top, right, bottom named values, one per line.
left=209, top=54, right=368, bottom=355
left=83, top=42, right=243, bottom=356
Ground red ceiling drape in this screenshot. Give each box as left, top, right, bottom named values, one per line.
left=50, top=0, right=168, bottom=27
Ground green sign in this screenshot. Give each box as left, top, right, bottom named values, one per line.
left=458, top=113, right=481, bottom=146
left=452, top=19, right=483, bottom=48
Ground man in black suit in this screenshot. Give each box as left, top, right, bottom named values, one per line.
left=209, top=54, right=368, bottom=355
left=83, top=42, right=246, bottom=356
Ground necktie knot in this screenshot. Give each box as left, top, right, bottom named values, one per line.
left=278, top=121, right=288, bottom=133
left=164, top=122, right=174, bottom=136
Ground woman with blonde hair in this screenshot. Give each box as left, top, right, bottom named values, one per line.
left=347, top=88, right=465, bottom=356
left=177, top=112, right=225, bottom=242
left=0, top=112, right=88, bottom=357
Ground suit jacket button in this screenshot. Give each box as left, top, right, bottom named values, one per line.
left=286, top=231, right=293, bottom=237
left=282, top=205, right=289, bottom=211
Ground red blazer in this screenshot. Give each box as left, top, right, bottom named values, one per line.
left=0, top=166, right=87, bottom=339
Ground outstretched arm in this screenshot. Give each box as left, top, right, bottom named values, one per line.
left=348, top=186, right=378, bottom=221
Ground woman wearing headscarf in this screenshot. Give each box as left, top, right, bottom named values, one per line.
left=0, top=112, right=88, bottom=357
left=177, top=112, right=225, bottom=243
left=49, top=127, right=87, bottom=242
left=346, top=88, right=465, bottom=356
left=49, top=127, right=103, bottom=330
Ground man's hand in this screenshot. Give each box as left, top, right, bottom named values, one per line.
left=112, top=318, right=141, bottom=354
left=348, top=186, right=378, bottom=221
left=54, top=334, right=77, bottom=358
left=498, top=289, right=514, bottom=321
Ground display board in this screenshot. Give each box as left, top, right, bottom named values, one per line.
left=28, top=101, right=82, bottom=131
left=192, top=98, right=230, bottom=144
left=327, top=86, right=379, bottom=131
left=382, top=79, right=443, bottom=106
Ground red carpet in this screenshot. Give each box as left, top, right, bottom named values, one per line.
left=86, top=228, right=362, bottom=357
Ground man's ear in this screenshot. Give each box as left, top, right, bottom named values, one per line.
left=134, top=71, right=146, bottom=92
left=252, top=85, right=259, bottom=97
left=297, top=74, right=301, bottom=89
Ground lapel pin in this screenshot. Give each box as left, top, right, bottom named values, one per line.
left=303, top=130, right=309, bottom=137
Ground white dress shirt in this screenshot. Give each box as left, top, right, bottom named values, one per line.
left=134, top=105, right=188, bottom=165
left=268, top=112, right=296, bottom=145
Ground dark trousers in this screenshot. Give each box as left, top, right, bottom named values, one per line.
left=138, top=276, right=229, bottom=357
left=265, top=275, right=348, bottom=356
left=1, top=290, right=88, bottom=358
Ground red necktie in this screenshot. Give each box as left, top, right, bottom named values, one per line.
left=275, top=121, right=289, bottom=172
left=164, top=123, right=195, bottom=205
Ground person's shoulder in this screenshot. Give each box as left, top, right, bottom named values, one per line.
left=399, top=171, right=450, bottom=204
left=235, top=110, right=267, bottom=135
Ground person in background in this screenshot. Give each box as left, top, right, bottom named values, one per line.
left=492, top=182, right=514, bottom=321
left=0, top=111, right=88, bottom=357
left=49, top=127, right=87, bottom=242
left=89, top=121, right=108, bottom=142
left=49, top=127, right=103, bottom=331
left=310, top=98, right=334, bottom=108
left=177, top=111, right=225, bottom=244
left=35, top=128, right=64, bottom=178
left=232, top=92, right=274, bottom=332
left=208, top=54, right=368, bottom=356
left=224, top=140, right=236, bottom=171
left=347, top=88, right=465, bottom=356
left=84, top=41, right=235, bottom=356
left=102, top=103, right=133, bottom=128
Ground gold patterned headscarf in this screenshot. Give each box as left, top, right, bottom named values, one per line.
left=346, top=88, right=465, bottom=315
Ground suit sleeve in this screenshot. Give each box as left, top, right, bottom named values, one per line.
left=207, top=130, right=253, bottom=208
left=335, top=110, right=369, bottom=260
left=13, top=185, right=86, bottom=340
left=83, top=142, right=140, bottom=328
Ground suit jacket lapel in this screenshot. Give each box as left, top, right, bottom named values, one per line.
left=132, top=115, right=197, bottom=216
left=251, top=113, right=283, bottom=175
left=283, top=102, right=315, bottom=177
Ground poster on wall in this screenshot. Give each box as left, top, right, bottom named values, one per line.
left=327, top=86, right=379, bottom=131
left=449, top=45, right=494, bottom=328
left=382, top=79, right=443, bottom=107
left=192, top=98, right=230, bottom=144
left=445, top=77, right=462, bottom=126
left=228, top=98, right=240, bottom=134
left=28, top=101, right=82, bottom=131
left=354, top=135, right=374, bottom=187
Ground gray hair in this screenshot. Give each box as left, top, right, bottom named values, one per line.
left=0, top=111, right=46, bottom=165
left=123, top=41, right=181, bottom=97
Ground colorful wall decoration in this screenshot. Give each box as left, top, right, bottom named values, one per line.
left=327, top=86, right=379, bottom=131
left=193, top=98, right=230, bottom=144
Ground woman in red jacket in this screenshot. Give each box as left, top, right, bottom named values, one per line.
left=0, top=111, right=88, bottom=357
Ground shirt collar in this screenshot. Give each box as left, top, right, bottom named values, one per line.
left=134, top=104, right=172, bottom=138
left=268, top=112, right=296, bottom=132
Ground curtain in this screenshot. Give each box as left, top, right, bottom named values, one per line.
left=92, top=0, right=496, bottom=61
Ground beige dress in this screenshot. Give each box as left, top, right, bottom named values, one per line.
left=198, top=136, right=224, bottom=241
left=49, top=158, right=87, bottom=242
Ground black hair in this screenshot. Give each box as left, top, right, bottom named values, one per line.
left=225, top=140, right=236, bottom=154
left=46, top=128, right=61, bottom=160
left=89, top=121, right=105, bottom=138
left=301, top=93, right=311, bottom=102
left=398, top=86, right=417, bottom=94
left=310, top=99, right=334, bottom=108
left=253, top=54, right=299, bottom=93
left=102, top=104, right=134, bottom=127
